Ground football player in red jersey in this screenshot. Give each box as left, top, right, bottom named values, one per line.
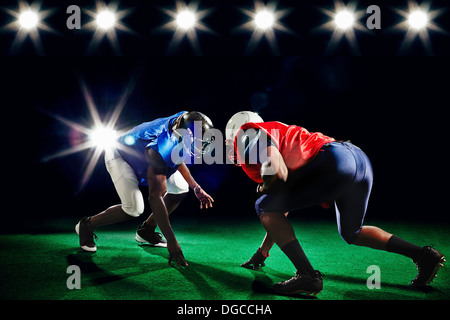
left=226, top=111, right=445, bottom=295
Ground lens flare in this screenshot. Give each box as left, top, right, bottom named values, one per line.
left=254, top=10, right=275, bottom=31
left=89, top=127, right=118, bottom=150
left=159, top=0, right=214, bottom=55
left=176, top=10, right=197, bottom=30
left=42, top=73, right=141, bottom=188
left=393, top=1, right=446, bottom=55
left=316, top=1, right=368, bottom=55
left=18, top=10, right=39, bottom=30
left=334, top=10, right=355, bottom=30
left=2, top=1, right=56, bottom=55
left=236, top=0, right=294, bottom=55
left=83, top=1, right=136, bottom=55
left=96, top=10, right=117, bottom=30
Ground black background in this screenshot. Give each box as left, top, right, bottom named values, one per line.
left=2, top=57, right=449, bottom=228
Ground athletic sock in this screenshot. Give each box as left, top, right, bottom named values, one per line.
left=280, top=239, right=315, bottom=275
left=386, top=235, right=423, bottom=260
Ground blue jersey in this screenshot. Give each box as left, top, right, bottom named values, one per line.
left=117, top=111, right=187, bottom=186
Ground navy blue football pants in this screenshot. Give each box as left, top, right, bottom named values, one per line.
left=255, top=142, right=373, bottom=244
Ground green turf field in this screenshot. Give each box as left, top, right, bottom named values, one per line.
left=1, top=217, right=449, bottom=300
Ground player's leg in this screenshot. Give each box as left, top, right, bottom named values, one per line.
left=257, top=210, right=322, bottom=295
left=92, top=151, right=145, bottom=226
left=352, top=226, right=391, bottom=250
left=246, top=143, right=354, bottom=294
left=249, top=142, right=353, bottom=262
left=142, top=193, right=188, bottom=229
left=352, top=224, right=446, bottom=286
left=76, top=150, right=144, bottom=252
left=259, top=211, right=313, bottom=270
left=336, top=143, right=446, bottom=286
left=249, top=142, right=352, bottom=267
left=135, top=193, right=187, bottom=246
left=341, top=204, right=446, bottom=286
left=136, top=171, right=189, bottom=246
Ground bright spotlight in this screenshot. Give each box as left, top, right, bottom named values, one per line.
left=83, top=1, right=135, bottom=55
left=160, top=1, right=215, bottom=55
left=89, top=126, right=118, bottom=150
left=391, top=1, right=445, bottom=55
left=317, top=2, right=368, bottom=55
left=96, top=10, right=117, bottom=30
left=254, top=10, right=275, bottom=30
left=18, top=10, right=39, bottom=30
left=42, top=77, right=139, bottom=187
left=334, top=10, right=355, bottom=30
left=237, top=0, right=294, bottom=55
left=3, top=2, right=56, bottom=55
left=176, top=10, right=196, bottom=30
left=408, top=9, right=428, bottom=30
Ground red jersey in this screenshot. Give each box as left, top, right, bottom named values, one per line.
left=235, top=121, right=335, bottom=184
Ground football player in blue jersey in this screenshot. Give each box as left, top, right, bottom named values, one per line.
left=76, top=111, right=215, bottom=267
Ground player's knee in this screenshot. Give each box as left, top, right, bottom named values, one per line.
left=255, top=195, right=267, bottom=216
left=121, top=199, right=145, bottom=217
left=339, top=227, right=360, bottom=244
left=120, top=190, right=145, bottom=217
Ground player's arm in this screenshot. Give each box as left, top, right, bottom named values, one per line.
left=258, top=145, right=288, bottom=193
left=177, top=163, right=214, bottom=209
left=146, top=149, right=187, bottom=267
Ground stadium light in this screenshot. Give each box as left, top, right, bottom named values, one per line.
left=18, top=9, right=39, bottom=31
left=254, top=9, right=275, bottom=31
left=392, top=1, right=446, bottom=55
left=237, top=0, right=293, bottom=55
left=159, top=1, right=214, bottom=55
left=176, top=9, right=197, bottom=30
left=96, top=9, right=117, bottom=31
left=82, top=1, right=135, bottom=55
left=408, top=9, right=428, bottom=30
left=334, top=9, right=355, bottom=30
left=3, top=2, right=55, bottom=55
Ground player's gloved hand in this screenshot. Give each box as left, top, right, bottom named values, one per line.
left=194, top=185, right=214, bottom=209
left=241, top=248, right=269, bottom=270
left=168, top=240, right=188, bottom=267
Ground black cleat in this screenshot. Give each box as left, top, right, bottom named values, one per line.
left=273, top=270, right=323, bottom=296
left=411, top=246, right=445, bottom=287
left=75, top=217, right=97, bottom=252
left=135, top=223, right=167, bottom=247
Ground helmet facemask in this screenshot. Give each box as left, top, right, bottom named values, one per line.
left=173, top=111, right=214, bottom=159
left=225, top=138, right=240, bottom=166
